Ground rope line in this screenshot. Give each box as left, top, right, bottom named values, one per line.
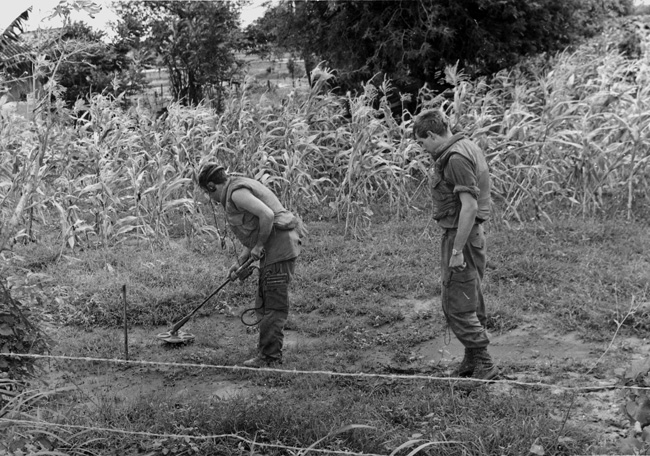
left=0, top=418, right=389, bottom=456
left=3, top=352, right=645, bottom=392
left=1, top=419, right=464, bottom=455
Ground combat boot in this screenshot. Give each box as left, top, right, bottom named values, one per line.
left=470, top=347, right=499, bottom=380
left=452, top=348, right=475, bottom=377
left=242, top=356, right=282, bottom=368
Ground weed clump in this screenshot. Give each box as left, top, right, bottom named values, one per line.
left=0, top=280, right=51, bottom=402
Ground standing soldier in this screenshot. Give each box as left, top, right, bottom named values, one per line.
left=413, top=110, right=498, bottom=380
left=198, top=163, right=306, bottom=368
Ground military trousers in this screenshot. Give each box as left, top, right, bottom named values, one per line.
left=440, top=223, right=490, bottom=349
left=255, top=258, right=296, bottom=362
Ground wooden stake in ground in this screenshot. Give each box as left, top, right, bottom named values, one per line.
left=122, top=285, right=129, bottom=360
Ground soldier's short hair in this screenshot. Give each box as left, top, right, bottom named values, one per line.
left=413, top=109, right=449, bottom=139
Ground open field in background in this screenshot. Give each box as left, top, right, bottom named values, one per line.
left=0, top=53, right=305, bottom=118
left=138, top=53, right=307, bottom=113
left=240, top=53, right=308, bottom=83
left=1, top=15, right=650, bottom=456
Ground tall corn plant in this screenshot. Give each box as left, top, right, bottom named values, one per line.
left=189, top=69, right=432, bottom=239
left=0, top=47, right=76, bottom=252
left=314, top=72, right=430, bottom=238
left=195, top=74, right=338, bottom=215
left=64, top=96, right=215, bottom=246
left=6, top=25, right=650, bottom=253
left=0, top=116, right=40, bottom=245
left=438, top=35, right=650, bottom=222
left=536, top=47, right=650, bottom=219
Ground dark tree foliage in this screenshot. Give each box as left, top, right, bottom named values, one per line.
left=247, top=0, right=634, bottom=89
left=0, top=280, right=50, bottom=392
left=115, top=1, right=244, bottom=107
left=36, top=20, right=147, bottom=108
left=50, top=22, right=133, bottom=105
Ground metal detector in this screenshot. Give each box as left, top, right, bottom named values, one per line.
left=156, top=257, right=257, bottom=344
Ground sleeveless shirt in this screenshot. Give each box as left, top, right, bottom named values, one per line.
left=220, top=177, right=303, bottom=266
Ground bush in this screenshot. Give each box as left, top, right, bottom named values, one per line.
left=0, top=279, right=51, bottom=398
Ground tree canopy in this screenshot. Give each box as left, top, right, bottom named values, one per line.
left=246, top=0, right=634, bottom=90
left=114, top=1, right=244, bottom=106
left=44, top=22, right=142, bottom=105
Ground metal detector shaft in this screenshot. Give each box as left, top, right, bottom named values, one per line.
left=168, top=257, right=255, bottom=335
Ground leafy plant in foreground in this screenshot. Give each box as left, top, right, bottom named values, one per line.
left=0, top=280, right=50, bottom=403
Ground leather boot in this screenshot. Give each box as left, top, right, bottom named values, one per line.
left=470, top=347, right=499, bottom=380
left=452, top=348, right=475, bottom=377
left=242, top=356, right=282, bottom=368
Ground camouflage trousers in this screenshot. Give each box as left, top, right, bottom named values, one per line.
left=440, top=224, right=490, bottom=349
left=254, top=259, right=296, bottom=362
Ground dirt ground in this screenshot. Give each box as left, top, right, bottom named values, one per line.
left=39, top=297, right=649, bottom=454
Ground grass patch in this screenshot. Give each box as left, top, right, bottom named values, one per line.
left=2, top=215, right=649, bottom=455
left=7, top=237, right=256, bottom=328
left=9, top=373, right=591, bottom=456
left=9, top=214, right=649, bottom=343
left=488, top=218, right=650, bottom=340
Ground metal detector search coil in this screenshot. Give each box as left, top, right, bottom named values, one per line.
left=156, top=329, right=195, bottom=344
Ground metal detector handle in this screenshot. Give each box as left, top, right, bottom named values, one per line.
left=232, top=255, right=258, bottom=281
left=169, top=257, right=257, bottom=334
left=170, top=307, right=203, bottom=336
left=237, top=255, right=256, bottom=272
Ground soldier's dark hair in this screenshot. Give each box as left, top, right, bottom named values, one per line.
left=198, top=163, right=227, bottom=191
left=412, top=109, right=449, bottom=139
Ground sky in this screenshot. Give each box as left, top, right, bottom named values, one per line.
left=4, top=0, right=271, bottom=38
